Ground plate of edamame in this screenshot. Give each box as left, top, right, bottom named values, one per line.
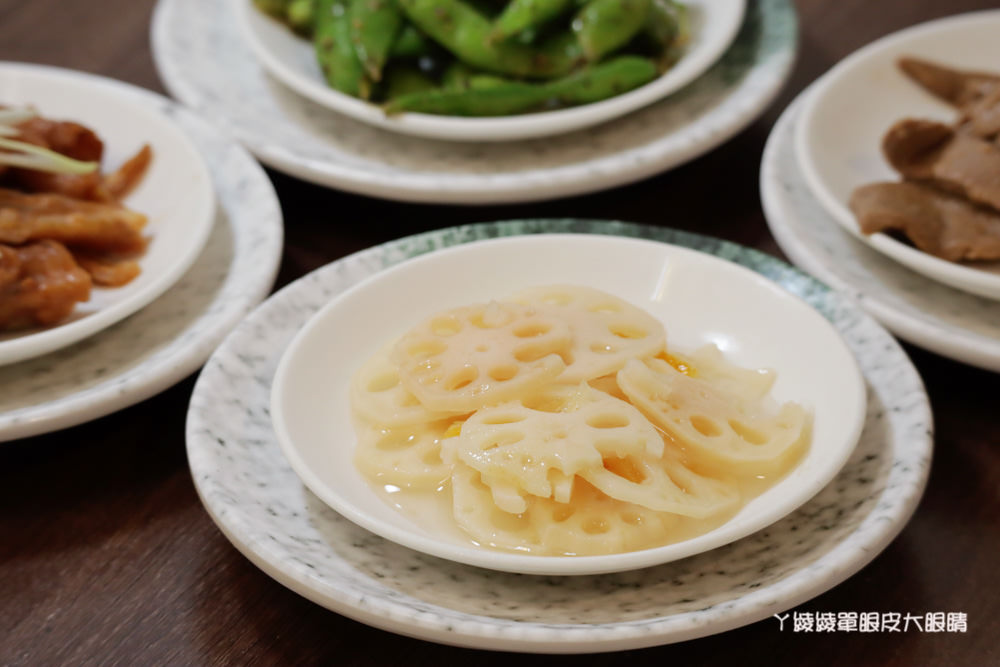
left=236, top=0, right=746, bottom=141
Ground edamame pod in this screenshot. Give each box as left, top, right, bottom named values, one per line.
left=254, top=0, right=291, bottom=18
left=384, top=65, right=439, bottom=98
left=546, top=55, right=657, bottom=104
left=397, top=0, right=576, bottom=78
left=287, top=0, right=316, bottom=33
left=490, top=0, right=573, bottom=42
left=314, top=0, right=371, bottom=98
left=385, top=81, right=549, bottom=115
left=385, top=54, right=657, bottom=115
left=389, top=24, right=433, bottom=58
left=350, top=0, right=404, bottom=81
left=573, top=0, right=651, bottom=61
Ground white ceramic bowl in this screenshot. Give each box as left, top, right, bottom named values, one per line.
left=0, top=63, right=216, bottom=365
left=235, top=0, right=745, bottom=141
left=795, top=10, right=1000, bottom=301
left=270, top=234, right=866, bottom=575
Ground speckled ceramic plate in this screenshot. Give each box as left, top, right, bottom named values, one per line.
left=762, top=88, right=1000, bottom=373
left=151, top=0, right=795, bottom=203
left=0, top=67, right=282, bottom=443
left=186, top=220, right=931, bottom=653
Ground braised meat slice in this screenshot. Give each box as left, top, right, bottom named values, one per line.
left=882, top=118, right=1000, bottom=212
left=898, top=57, right=1000, bottom=109
left=850, top=181, right=1000, bottom=262
left=0, top=240, right=92, bottom=331
left=0, top=188, right=147, bottom=252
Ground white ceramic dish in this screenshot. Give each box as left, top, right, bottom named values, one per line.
left=0, top=63, right=282, bottom=443
left=270, top=234, right=866, bottom=575
left=764, top=84, right=1000, bottom=373
left=235, top=0, right=745, bottom=142
left=795, top=10, right=1000, bottom=301
left=153, top=0, right=795, bottom=203
left=187, top=220, right=931, bottom=652
left=0, top=63, right=216, bottom=365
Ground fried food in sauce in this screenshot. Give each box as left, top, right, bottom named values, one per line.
left=0, top=240, right=92, bottom=330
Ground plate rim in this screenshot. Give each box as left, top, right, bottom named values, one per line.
left=763, top=82, right=1000, bottom=373
left=151, top=0, right=796, bottom=204
left=233, top=0, right=746, bottom=142
left=793, top=9, right=1000, bottom=301
left=0, top=61, right=217, bottom=365
left=186, top=219, right=932, bottom=652
left=0, top=62, right=283, bottom=443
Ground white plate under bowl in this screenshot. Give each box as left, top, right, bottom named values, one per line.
left=0, top=63, right=216, bottom=365
left=187, top=220, right=931, bottom=652
left=235, top=0, right=745, bottom=142
left=795, top=10, right=1000, bottom=301
left=270, top=234, right=866, bottom=576
left=153, top=0, right=795, bottom=203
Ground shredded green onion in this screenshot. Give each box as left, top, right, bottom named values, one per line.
left=0, top=107, right=99, bottom=175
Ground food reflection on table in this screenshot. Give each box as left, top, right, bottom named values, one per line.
left=850, top=57, right=1000, bottom=262
left=0, top=107, right=152, bottom=332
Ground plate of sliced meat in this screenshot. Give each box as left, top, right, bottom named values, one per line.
left=0, top=63, right=215, bottom=364
left=794, top=10, right=1000, bottom=301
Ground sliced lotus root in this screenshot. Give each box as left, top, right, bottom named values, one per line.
left=507, top=285, right=666, bottom=383
left=580, top=448, right=740, bottom=518
left=350, top=343, right=463, bottom=427
left=451, top=468, right=680, bottom=556
left=450, top=465, right=539, bottom=551
left=352, top=417, right=458, bottom=491
left=530, top=478, right=680, bottom=556
left=391, top=301, right=571, bottom=413
left=442, top=384, right=664, bottom=514
left=676, top=345, right=776, bottom=402
left=618, top=358, right=811, bottom=477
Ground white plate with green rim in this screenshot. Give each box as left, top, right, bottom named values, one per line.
left=186, top=219, right=931, bottom=652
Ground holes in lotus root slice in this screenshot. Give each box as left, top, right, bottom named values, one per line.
left=617, top=357, right=811, bottom=477
left=391, top=301, right=572, bottom=413
left=507, top=285, right=666, bottom=383
left=530, top=479, right=679, bottom=556
left=352, top=418, right=458, bottom=490
left=350, top=344, right=463, bottom=427
left=450, top=466, right=539, bottom=551
left=581, top=450, right=740, bottom=518
left=447, top=385, right=665, bottom=513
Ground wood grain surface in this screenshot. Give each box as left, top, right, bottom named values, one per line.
left=1, top=1, right=997, bottom=665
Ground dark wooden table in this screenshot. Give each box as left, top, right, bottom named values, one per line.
left=2, top=1, right=997, bottom=665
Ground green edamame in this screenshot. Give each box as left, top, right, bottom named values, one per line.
left=314, top=0, right=371, bottom=98
left=350, top=0, right=404, bottom=81
left=385, top=54, right=657, bottom=115
left=574, top=0, right=652, bottom=61
left=490, top=0, right=573, bottom=43
left=388, top=23, right=433, bottom=58
left=287, top=0, right=316, bottom=33
left=397, top=0, right=576, bottom=78
left=254, top=0, right=290, bottom=18
left=383, top=65, right=439, bottom=98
